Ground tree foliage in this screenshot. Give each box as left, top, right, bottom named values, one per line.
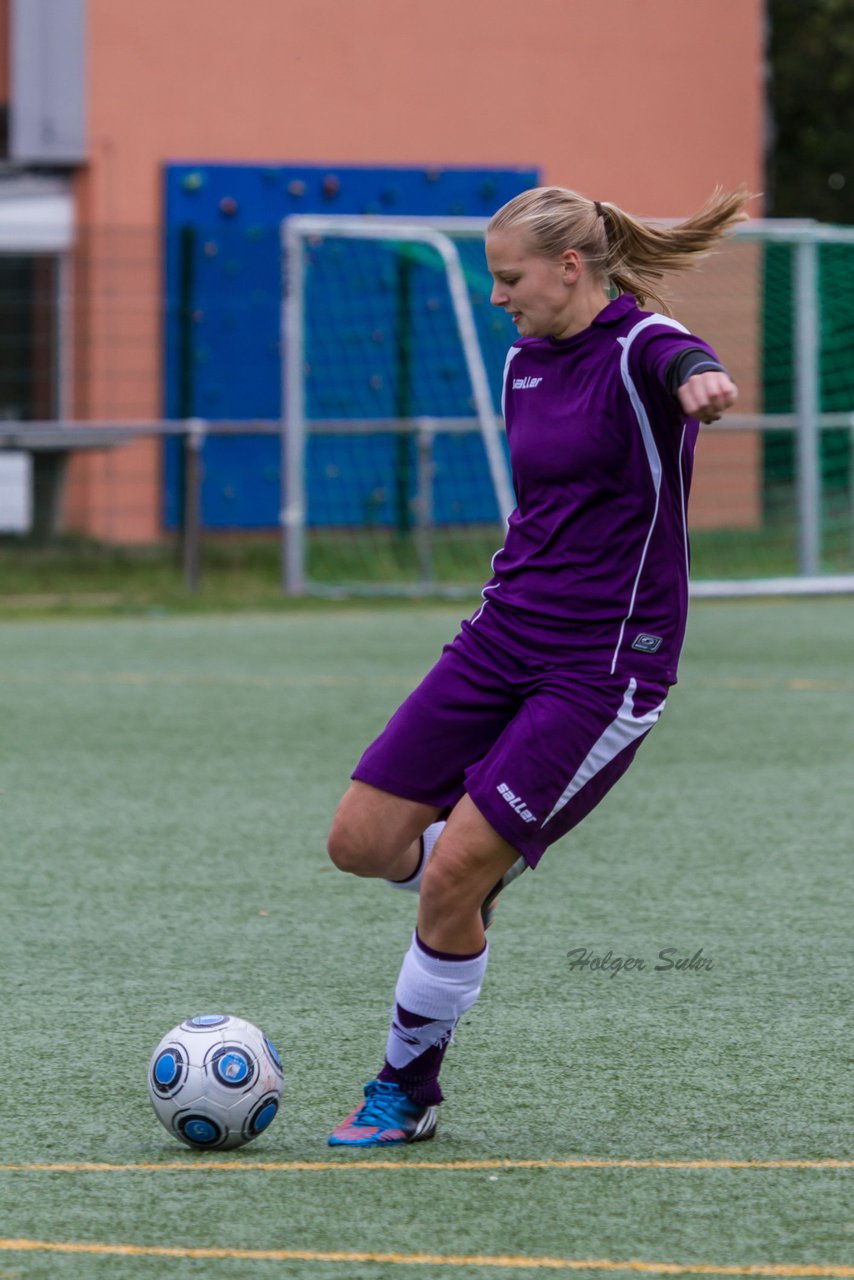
left=767, top=0, right=854, bottom=221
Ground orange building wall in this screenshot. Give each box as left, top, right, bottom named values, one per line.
left=83, top=0, right=762, bottom=226
left=68, top=0, right=764, bottom=541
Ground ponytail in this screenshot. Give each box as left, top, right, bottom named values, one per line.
left=488, top=185, right=754, bottom=314
left=598, top=186, right=753, bottom=312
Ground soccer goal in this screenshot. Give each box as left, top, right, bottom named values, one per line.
left=280, top=213, right=854, bottom=598
left=281, top=214, right=513, bottom=597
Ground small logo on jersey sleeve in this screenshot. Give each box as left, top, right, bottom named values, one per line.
left=511, top=376, right=543, bottom=390
left=631, top=633, right=663, bottom=653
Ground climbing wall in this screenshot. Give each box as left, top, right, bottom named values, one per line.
left=163, top=163, right=537, bottom=529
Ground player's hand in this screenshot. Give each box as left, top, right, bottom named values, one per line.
left=677, top=371, right=738, bottom=424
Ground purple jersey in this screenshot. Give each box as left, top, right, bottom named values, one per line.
left=469, top=294, right=719, bottom=685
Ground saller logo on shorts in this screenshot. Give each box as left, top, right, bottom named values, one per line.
left=512, top=376, right=543, bottom=390
left=497, top=782, right=538, bottom=823
left=631, top=633, right=663, bottom=653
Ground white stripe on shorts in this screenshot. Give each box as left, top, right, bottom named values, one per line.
left=541, top=678, right=665, bottom=828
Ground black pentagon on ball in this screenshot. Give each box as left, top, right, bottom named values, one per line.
left=262, top=1035, right=284, bottom=1077
left=150, top=1044, right=188, bottom=1097
left=242, top=1093, right=280, bottom=1141
left=182, top=1013, right=230, bottom=1032
left=209, top=1043, right=258, bottom=1090
left=175, top=1112, right=226, bottom=1148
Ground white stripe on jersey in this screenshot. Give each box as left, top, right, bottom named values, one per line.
left=541, top=678, right=665, bottom=828
left=610, top=314, right=690, bottom=676
left=677, top=422, right=691, bottom=581
left=501, top=345, right=523, bottom=419
left=473, top=345, right=522, bottom=626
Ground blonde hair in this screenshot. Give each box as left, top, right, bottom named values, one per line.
left=488, top=185, right=753, bottom=314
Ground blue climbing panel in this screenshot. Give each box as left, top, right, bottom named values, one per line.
left=163, top=163, right=537, bottom=529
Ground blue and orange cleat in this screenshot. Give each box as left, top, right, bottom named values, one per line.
left=328, top=1079, right=438, bottom=1147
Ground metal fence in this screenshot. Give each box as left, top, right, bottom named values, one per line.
left=2, top=217, right=854, bottom=596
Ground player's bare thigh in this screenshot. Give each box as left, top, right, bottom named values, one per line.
left=327, top=780, right=440, bottom=879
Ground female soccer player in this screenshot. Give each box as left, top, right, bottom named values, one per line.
left=326, top=184, right=750, bottom=1146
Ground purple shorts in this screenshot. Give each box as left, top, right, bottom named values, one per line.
left=352, top=617, right=669, bottom=867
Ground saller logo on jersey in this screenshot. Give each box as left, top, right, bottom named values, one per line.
left=631, top=633, right=663, bottom=653
left=512, top=376, right=543, bottom=389
left=497, top=781, right=538, bottom=823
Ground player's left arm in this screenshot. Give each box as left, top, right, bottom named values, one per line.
left=665, top=346, right=737, bottom=424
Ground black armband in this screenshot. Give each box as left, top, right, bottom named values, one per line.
left=664, top=346, right=726, bottom=396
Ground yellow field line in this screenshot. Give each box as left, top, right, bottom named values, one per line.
left=0, top=1158, right=850, bottom=1174
left=0, top=1238, right=851, bottom=1275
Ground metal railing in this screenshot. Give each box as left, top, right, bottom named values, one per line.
left=3, top=412, right=854, bottom=596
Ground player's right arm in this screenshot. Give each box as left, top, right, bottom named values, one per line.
left=675, top=368, right=738, bottom=424
left=638, top=331, right=737, bottom=426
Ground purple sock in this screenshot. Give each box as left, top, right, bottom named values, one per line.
left=378, top=1007, right=451, bottom=1105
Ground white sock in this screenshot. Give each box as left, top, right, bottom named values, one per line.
left=385, top=821, right=445, bottom=893
left=384, top=931, right=488, bottom=1071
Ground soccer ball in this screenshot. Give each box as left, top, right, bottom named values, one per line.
left=148, top=1014, right=283, bottom=1150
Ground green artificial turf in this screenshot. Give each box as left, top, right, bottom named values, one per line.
left=0, top=600, right=851, bottom=1278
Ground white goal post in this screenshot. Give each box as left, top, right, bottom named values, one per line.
left=280, top=213, right=854, bottom=599
left=281, top=214, right=513, bottom=596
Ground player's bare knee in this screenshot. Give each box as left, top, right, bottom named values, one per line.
left=326, top=786, right=378, bottom=874
left=327, top=815, right=403, bottom=877
left=326, top=820, right=370, bottom=875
